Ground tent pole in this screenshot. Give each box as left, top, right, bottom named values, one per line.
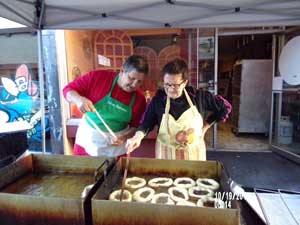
left=269, top=34, right=277, bottom=145
left=213, top=27, right=218, bottom=150
left=188, top=32, right=192, bottom=84
left=196, top=28, right=199, bottom=89
left=37, top=29, right=46, bottom=154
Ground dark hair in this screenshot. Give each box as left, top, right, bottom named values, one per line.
left=123, top=55, right=149, bottom=75
left=162, top=58, right=189, bottom=80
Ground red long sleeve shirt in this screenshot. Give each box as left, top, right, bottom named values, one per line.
left=63, top=70, right=146, bottom=127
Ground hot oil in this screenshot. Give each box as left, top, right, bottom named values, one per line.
left=0, top=172, right=94, bottom=198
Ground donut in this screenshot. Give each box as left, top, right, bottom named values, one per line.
left=151, top=193, right=175, bottom=205
left=188, top=186, right=214, bottom=201
left=133, top=187, right=155, bottom=203
left=200, top=196, right=225, bottom=208
left=109, top=189, right=132, bottom=202
left=168, top=186, right=189, bottom=202
left=196, top=198, right=204, bottom=207
left=173, top=177, right=195, bottom=189
left=196, top=178, right=220, bottom=191
left=176, top=200, right=196, bottom=207
left=125, top=177, right=146, bottom=191
left=148, top=177, right=173, bottom=188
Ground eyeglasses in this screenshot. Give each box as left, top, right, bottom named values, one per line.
left=163, top=80, right=185, bottom=89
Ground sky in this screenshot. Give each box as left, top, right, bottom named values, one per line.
left=0, top=17, right=25, bottom=29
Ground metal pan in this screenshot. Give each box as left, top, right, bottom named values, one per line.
left=91, top=157, right=240, bottom=225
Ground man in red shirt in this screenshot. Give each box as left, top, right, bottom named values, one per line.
left=63, top=55, right=148, bottom=157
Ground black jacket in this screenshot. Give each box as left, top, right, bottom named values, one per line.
left=138, top=86, right=231, bottom=134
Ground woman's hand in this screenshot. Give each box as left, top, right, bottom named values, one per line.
left=110, top=135, right=128, bottom=146
left=125, top=131, right=145, bottom=153
left=110, top=127, right=137, bottom=146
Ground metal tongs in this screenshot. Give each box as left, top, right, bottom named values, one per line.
left=119, top=152, right=131, bottom=202
left=85, top=109, right=130, bottom=201
left=85, top=110, right=117, bottom=144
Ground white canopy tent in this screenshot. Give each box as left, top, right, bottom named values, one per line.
left=1, top=0, right=300, bottom=153
left=0, top=0, right=300, bottom=30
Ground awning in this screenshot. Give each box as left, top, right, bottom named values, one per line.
left=0, top=0, right=300, bottom=30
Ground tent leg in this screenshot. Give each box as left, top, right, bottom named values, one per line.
left=37, top=29, right=46, bottom=154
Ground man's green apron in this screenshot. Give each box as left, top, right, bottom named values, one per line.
left=76, top=75, right=136, bottom=156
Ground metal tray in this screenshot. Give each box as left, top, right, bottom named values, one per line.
left=91, top=157, right=240, bottom=225
left=239, top=186, right=300, bottom=225
left=0, top=153, right=113, bottom=225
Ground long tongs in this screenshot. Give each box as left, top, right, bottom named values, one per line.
left=119, top=152, right=131, bottom=201
left=85, top=110, right=117, bottom=143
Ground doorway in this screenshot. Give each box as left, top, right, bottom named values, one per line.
left=216, top=30, right=274, bottom=151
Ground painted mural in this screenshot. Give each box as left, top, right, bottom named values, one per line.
left=0, top=64, right=49, bottom=143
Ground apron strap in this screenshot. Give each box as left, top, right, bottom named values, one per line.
left=183, top=88, right=194, bottom=108
left=183, top=88, right=198, bottom=117
left=108, top=74, right=119, bottom=96
left=165, top=96, right=171, bottom=115
left=129, top=92, right=136, bottom=107
left=165, top=97, right=171, bottom=136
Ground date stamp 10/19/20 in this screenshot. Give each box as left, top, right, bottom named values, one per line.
left=214, top=192, right=244, bottom=208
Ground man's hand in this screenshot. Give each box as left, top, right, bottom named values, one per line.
left=125, top=131, right=145, bottom=154
left=66, top=90, right=95, bottom=113
left=75, top=96, right=95, bottom=113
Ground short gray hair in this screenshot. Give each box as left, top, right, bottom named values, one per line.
left=123, top=55, right=149, bottom=75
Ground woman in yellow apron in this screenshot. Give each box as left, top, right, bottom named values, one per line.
left=126, top=59, right=231, bottom=161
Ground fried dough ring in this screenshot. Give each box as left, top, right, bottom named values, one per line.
left=125, top=177, right=146, bottom=190
left=168, top=186, right=189, bottom=202
left=151, top=193, right=174, bottom=205
left=133, top=187, right=155, bottom=203
left=196, top=178, right=220, bottom=191
left=148, top=177, right=173, bottom=188
left=173, top=177, right=195, bottom=189
left=188, top=186, right=214, bottom=200
left=109, top=189, right=132, bottom=202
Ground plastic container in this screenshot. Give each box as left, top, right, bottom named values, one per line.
left=279, top=116, right=293, bottom=145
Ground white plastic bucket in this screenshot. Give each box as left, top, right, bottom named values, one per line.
left=279, top=116, right=293, bottom=145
